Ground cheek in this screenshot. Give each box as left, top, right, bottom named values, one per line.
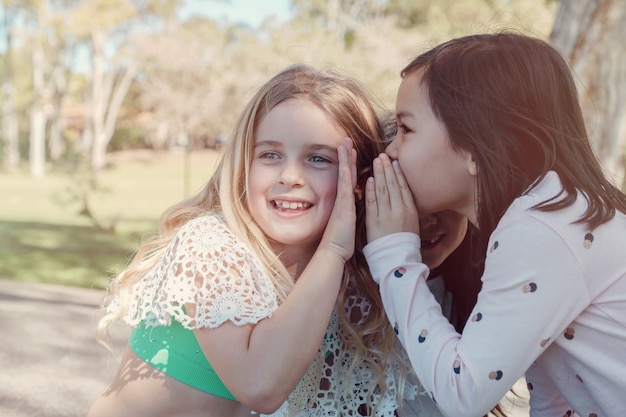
left=396, top=144, right=430, bottom=186
left=438, top=223, right=467, bottom=258
left=399, top=163, right=426, bottom=201
left=246, top=167, right=273, bottom=212
left=438, top=237, right=461, bottom=260
left=247, top=176, right=265, bottom=203
left=315, top=175, right=339, bottom=214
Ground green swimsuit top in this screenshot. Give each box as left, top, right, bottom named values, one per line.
left=129, top=319, right=236, bottom=401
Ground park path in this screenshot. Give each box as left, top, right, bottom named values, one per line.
left=0, top=280, right=127, bottom=417
left=0, top=280, right=529, bottom=417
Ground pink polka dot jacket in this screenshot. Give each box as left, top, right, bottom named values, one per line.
left=364, top=171, right=626, bottom=417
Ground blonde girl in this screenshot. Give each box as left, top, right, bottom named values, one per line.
left=88, top=64, right=413, bottom=417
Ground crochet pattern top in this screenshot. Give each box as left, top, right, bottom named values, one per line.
left=112, top=214, right=416, bottom=416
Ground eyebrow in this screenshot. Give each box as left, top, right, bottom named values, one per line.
left=309, top=144, right=338, bottom=153
left=396, top=111, right=415, bottom=120
left=254, top=140, right=282, bottom=148
left=254, top=140, right=338, bottom=153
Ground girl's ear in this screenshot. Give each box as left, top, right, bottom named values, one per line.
left=464, top=151, right=478, bottom=176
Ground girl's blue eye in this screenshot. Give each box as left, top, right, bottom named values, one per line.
left=259, top=151, right=280, bottom=160
left=310, top=155, right=332, bottom=163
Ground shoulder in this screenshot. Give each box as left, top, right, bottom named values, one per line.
left=179, top=214, right=231, bottom=237
left=501, top=172, right=586, bottom=233
left=507, top=171, right=564, bottom=214
left=166, top=215, right=268, bottom=275
left=176, top=214, right=246, bottom=253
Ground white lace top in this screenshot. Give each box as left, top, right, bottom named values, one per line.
left=112, top=215, right=417, bottom=416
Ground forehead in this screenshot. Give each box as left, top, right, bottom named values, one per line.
left=255, top=99, right=345, bottom=147
left=397, top=72, right=427, bottom=104
left=255, top=99, right=342, bottom=136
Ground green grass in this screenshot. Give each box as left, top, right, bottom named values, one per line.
left=0, top=149, right=221, bottom=290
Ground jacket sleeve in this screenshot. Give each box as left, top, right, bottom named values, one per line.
left=364, top=217, right=587, bottom=417
left=525, top=362, right=580, bottom=417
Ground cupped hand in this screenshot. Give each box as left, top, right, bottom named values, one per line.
left=318, top=138, right=358, bottom=262
left=365, top=153, right=420, bottom=243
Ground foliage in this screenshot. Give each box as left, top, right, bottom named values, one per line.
left=109, top=125, right=150, bottom=151
left=52, top=159, right=120, bottom=232
left=0, top=148, right=220, bottom=288
left=0, top=219, right=139, bottom=289
left=2, top=0, right=625, bottom=289
left=1, top=0, right=559, bottom=172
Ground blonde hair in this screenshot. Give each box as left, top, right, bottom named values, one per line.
left=98, top=64, right=404, bottom=411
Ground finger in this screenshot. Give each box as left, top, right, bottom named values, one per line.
left=335, top=143, right=355, bottom=211
left=365, top=176, right=377, bottom=215
left=372, top=155, right=390, bottom=212
left=364, top=176, right=379, bottom=241
left=351, top=148, right=357, bottom=188
left=345, top=138, right=357, bottom=189
left=392, top=160, right=417, bottom=210
left=336, top=144, right=350, bottom=190
left=378, top=153, right=403, bottom=204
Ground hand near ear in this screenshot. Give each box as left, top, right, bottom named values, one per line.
left=365, top=153, right=419, bottom=243
left=319, top=138, right=358, bottom=262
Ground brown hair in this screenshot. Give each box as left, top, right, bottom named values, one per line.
left=401, top=32, right=626, bottom=258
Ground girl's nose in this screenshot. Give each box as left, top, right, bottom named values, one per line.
left=385, top=137, right=398, bottom=159
left=278, top=163, right=304, bottom=186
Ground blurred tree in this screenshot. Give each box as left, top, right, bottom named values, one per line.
left=132, top=17, right=234, bottom=151
left=551, top=0, right=626, bottom=187
left=1, top=0, right=21, bottom=173
left=67, top=0, right=138, bottom=171
left=285, top=0, right=555, bottom=109
left=131, top=16, right=307, bottom=154
left=46, top=17, right=73, bottom=164
left=1, top=0, right=558, bottom=176
left=66, top=0, right=181, bottom=170
left=24, top=0, right=71, bottom=177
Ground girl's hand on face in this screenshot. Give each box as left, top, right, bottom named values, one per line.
left=318, top=138, right=358, bottom=262
left=365, top=153, right=420, bottom=243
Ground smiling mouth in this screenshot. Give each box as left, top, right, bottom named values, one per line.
left=272, top=200, right=312, bottom=211
left=421, top=234, right=443, bottom=250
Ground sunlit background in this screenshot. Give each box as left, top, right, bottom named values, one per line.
left=0, top=0, right=623, bottom=290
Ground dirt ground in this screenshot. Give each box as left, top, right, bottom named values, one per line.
left=0, top=280, right=529, bottom=417
left=0, top=280, right=128, bottom=417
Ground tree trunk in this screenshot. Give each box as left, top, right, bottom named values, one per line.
left=550, top=0, right=626, bottom=188
left=29, top=46, right=46, bottom=177
left=89, top=28, right=136, bottom=171
left=49, top=56, right=69, bottom=163
left=102, top=64, right=136, bottom=147
left=2, top=81, right=20, bottom=173
left=90, top=28, right=107, bottom=171
left=49, top=82, right=66, bottom=163
left=1, top=9, right=19, bottom=174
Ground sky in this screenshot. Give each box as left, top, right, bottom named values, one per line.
left=181, top=0, right=293, bottom=26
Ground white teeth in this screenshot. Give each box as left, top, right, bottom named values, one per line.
left=422, top=235, right=442, bottom=246
left=274, top=200, right=311, bottom=209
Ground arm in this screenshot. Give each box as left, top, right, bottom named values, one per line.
left=365, top=156, right=587, bottom=416
left=526, top=363, right=579, bottom=416
left=197, top=139, right=358, bottom=413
